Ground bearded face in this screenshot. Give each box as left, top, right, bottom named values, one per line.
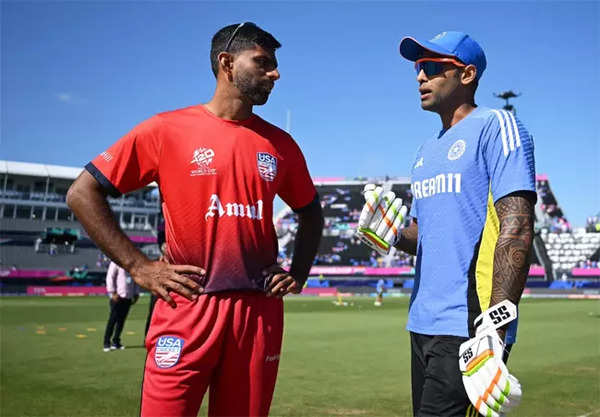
left=233, top=67, right=274, bottom=105
left=228, top=45, right=278, bottom=106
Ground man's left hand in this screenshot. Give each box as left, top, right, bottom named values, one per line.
left=262, top=264, right=302, bottom=298
left=459, top=301, right=522, bottom=417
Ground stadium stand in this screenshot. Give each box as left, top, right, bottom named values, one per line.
left=1, top=159, right=598, bottom=295
left=276, top=178, right=414, bottom=271
left=532, top=176, right=600, bottom=276
left=276, top=175, right=600, bottom=286
left=586, top=213, right=600, bottom=233
left=0, top=160, right=160, bottom=294
left=536, top=175, right=571, bottom=233
left=543, top=228, right=600, bottom=273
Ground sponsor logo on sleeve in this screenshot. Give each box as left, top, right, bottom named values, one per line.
left=101, top=151, right=113, bottom=162
left=190, top=148, right=217, bottom=176
left=448, top=139, right=466, bottom=161
left=257, top=152, right=277, bottom=182
left=154, top=336, right=184, bottom=368
left=414, top=157, right=424, bottom=169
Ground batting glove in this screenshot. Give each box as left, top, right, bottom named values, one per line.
left=355, top=184, right=407, bottom=256
left=459, top=300, right=523, bottom=417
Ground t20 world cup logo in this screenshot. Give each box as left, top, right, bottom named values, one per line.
left=190, top=147, right=216, bottom=176
left=191, top=148, right=215, bottom=166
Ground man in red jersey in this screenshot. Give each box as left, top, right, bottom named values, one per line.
left=67, top=22, right=324, bottom=417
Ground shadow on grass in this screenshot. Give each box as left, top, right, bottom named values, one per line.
left=124, top=344, right=146, bottom=350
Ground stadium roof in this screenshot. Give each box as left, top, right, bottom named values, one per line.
left=1, top=160, right=549, bottom=187
left=0, top=160, right=82, bottom=180
left=0, top=160, right=158, bottom=188
left=313, top=177, right=411, bottom=185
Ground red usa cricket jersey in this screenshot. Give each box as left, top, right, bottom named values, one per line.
left=87, top=105, right=317, bottom=293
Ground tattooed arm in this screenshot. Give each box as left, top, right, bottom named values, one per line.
left=491, top=191, right=536, bottom=339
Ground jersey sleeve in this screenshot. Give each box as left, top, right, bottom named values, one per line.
left=483, top=110, right=536, bottom=202
left=277, top=137, right=318, bottom=212
left=85, top=116, right=163, bottom=197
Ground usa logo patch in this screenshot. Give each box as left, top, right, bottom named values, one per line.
left=257, top=152, right=277, bottom=182
left=154, top=336, right=184, bottom=369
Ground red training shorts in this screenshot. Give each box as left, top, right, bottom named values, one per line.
left=141, top=291, right=284, bottom=417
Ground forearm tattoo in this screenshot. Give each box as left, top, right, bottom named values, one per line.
left=491, top=194, right=535, bottom=307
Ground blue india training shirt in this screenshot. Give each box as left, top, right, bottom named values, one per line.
left=407, top=106, right=536, bottom=341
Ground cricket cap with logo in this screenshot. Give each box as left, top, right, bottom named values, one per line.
left=399, top=31, right=487, bottom=80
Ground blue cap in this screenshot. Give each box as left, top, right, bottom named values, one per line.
left=399, top=31, right=487, bottom=80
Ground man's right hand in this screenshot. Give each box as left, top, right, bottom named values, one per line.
left=355, top=184, right=407, bottom=256
left=130, top=260, right=206, bottom=308
left=111, top=293, right=119, bottom=302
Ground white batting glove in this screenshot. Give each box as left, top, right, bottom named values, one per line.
left=459, top=300, right=523, bottom=417
left=355, top=184, right=407, bottom=256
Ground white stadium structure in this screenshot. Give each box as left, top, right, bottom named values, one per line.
left=1, top=160, right=598, bottom=296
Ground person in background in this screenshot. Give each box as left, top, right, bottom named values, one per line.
left=374, top=278, right=385, bottom=306
left=144, top=226, right=165, bottom=338
left=103, top=260, right=139, bottom=351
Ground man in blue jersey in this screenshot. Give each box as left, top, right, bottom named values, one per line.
left=358, top=31, right=536, bottom=416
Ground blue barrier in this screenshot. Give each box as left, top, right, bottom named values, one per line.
left=549, top=281, right=573, bottom=289
left=403, top=279, right=414, bottom=289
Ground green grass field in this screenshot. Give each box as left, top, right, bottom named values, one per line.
left=1, top=296, right=598, bottom=417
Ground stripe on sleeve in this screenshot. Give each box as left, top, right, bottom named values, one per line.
left=491, top=110, right=509, bottom=156
left=506, top=110, right=522, bottom=148
left=501, top=110, right=515, bottom=151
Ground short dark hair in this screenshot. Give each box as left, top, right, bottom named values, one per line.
left=210, top=23, right=281, bottom=77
